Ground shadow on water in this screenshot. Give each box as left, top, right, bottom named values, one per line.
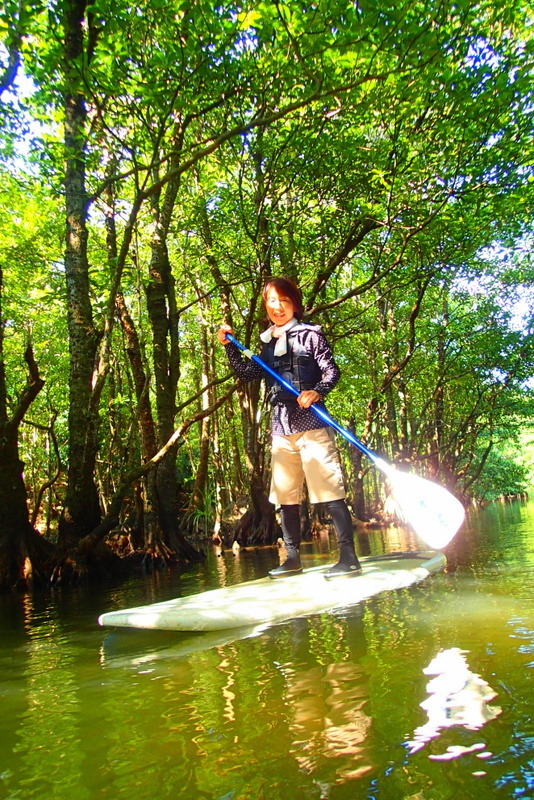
left=0, top=497, right=532, bottom=799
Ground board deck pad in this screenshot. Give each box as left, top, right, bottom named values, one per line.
left=98, top=551, right=446, bottom=632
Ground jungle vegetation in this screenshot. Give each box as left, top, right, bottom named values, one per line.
left=0, top=0, right=533, bottom=590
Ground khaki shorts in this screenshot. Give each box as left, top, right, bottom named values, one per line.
left=269, top=426, right=346, bottom=506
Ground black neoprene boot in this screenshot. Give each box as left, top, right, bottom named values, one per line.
left=269, top=504, right=303, bottom=578
left=323, top=499, right=362, bottom=579
left=268, top=549, right=302, bottom=577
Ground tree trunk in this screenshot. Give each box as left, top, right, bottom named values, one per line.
left=0, top=434, right=53, bottom=591
left=233, top=471, right=278, bottom=546
left=376, top=293, right=400, bottom=455
left=115, top=289, right=163, bottom=549
left=145, top=242, right=184, bottom=552
left=431, top=290, right=448, bottom=479
left=188, top=324, right=212, bottom=516
left=0, top=269, right=50, bottom=590
left=58, top=0, right=101, bottom=547
left=141, top=118, right=205, bottom=561
left=232, top=383, right=277, bottom=545
left=348, top=421, right=368, bottom=521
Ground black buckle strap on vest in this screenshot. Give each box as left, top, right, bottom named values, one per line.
left=264, top=330, right=321, bottom=405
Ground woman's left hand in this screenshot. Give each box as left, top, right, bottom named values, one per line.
left=297, top=389, right=322, bottom=408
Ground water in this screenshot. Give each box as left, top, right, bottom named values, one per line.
left=0, top=498, right=533, bottom=800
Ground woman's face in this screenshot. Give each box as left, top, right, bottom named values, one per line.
left=265, top=287, right=295, bottom=326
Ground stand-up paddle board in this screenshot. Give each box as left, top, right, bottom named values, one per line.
left=98, top=551, right=446, bottom=632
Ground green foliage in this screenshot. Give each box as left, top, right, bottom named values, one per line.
left=518, top=425, right=534, bottom=488
left=0, top=0, right=533, bottom=542
left=0, top=170, right=66, bottom=401
left=468, top=445, right=531, bottom=502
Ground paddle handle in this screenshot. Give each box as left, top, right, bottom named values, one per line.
left=225, top=333, right=384, bottom=469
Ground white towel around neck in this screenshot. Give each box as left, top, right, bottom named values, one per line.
left=259, top=317, right=298, bottom=356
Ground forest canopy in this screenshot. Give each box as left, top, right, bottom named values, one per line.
left=0, top=0, right=533, bottom=590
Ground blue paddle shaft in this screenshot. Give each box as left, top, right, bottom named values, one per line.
left=224, top=333, right=465, bottom=548
left=225, top=333, right=379, bottom=466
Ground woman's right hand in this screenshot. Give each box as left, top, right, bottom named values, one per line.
left=217, top=324, right=233, bottom=345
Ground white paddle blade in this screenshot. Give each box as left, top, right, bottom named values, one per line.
left=385, top=469, right=465, bottom=550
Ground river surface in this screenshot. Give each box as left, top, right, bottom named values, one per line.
left=0, top=497, right=533, bottom=800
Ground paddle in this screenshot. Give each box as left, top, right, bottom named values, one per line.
left=225, top=333, right=465, bottom=549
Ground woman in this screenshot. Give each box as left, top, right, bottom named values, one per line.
left=217, top=276, right=361, bottom=579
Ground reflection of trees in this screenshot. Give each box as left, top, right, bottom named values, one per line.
left=11, top=588, right=508, bottom=799
left=98, top=610, right=376, bottom=795
left=4, top=597, right=100, bottom=799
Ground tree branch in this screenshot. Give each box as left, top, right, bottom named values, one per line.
left=77, top=385, right=236, bottom=551
left=9, top=345, right=45, bottom=432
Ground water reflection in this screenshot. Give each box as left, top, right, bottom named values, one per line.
left=99, top=622, right=270, bottom=669
left=99, top=612, right=376, bottom=798
left=277, top=616, right=373, bottom=797
left=407, top=647, right=502, bottom=758
left=1, top=595, right=91, bottom=800
left=0, top=498, right=533, bottom=800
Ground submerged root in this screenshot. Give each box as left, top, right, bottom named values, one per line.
left=50, top=555, right=87, bottom=586
left=139, top=542, right=177, bottom=573
left=49, top=542, right=125, bottom=586
left=0, top=528, right=56, bottom=592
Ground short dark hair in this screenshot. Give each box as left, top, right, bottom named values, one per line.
left=262, top=276, right=304, bottom=320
